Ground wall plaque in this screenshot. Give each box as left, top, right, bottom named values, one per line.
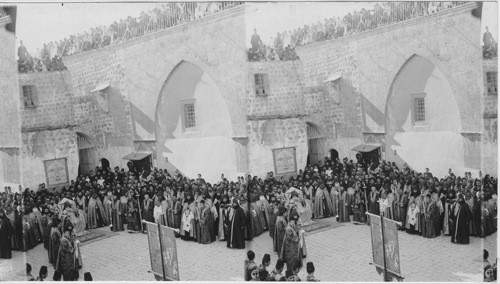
left=43, top=158, right=69, bottom=186
left=272, top=147, right=297, bottom=176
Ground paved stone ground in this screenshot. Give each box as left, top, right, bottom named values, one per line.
left=1, top=217, right=496, bottom=282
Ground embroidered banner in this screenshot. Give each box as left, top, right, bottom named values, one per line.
left=367, top=213, right=402, bottom=279
left=145, top=222, right=163, bottom=278
left=159, top=225, right=180, bottom=280
left=145, top=221, right=180, bottom=281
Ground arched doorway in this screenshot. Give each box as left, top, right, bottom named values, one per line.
left=77, top=132, right=96, bottom=176
left=385, top=54, right=463, bottom=177
left=99, top=158, right=110, bottom=172
left=330, top=149, right=339, bottom=161
left=307, top=123, right=327, bottom=166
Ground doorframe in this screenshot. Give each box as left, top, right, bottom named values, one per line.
left=76, top=132, right=96, bottom=176
left=306, top=122, right=326, bottom=166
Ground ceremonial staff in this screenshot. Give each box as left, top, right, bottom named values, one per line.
left=137, top=192, right=143, bottom=231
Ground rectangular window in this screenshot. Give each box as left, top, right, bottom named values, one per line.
left=487, top=71, right=497, bottom=95
left=254, top=73, right=270, bottom=96
left=414, top=97, right=426, bottom=123
left=183, top=102, right=196, bottom=129
left=22, top=85, right=36, bottom=108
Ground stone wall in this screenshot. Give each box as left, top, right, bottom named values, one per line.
left=247, top=61, right=305, bottom=118
left=21, top=129, right=78, bottom=189
left=18, top=71, right=79, bottom=188
left=0, top=16, right=22, bottom=188
left=246, top=61, right=309, bottom=176
left=19, top=72, right=75, bottom=130
left=295, top=3, right=484, bottom=177
left=247, top=118, right=307, bottom=177
left=59, top=6, right=247, bottom=181
left=482, top=58, right=498, bottom=176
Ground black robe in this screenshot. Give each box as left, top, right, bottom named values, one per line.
left=227, top=205, right=246, bottom=249
left=451, top=202, right=472, bottom=244
left=0, top=217, right=14, bottom=259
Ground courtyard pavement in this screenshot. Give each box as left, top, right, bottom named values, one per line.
left=1, top=217, right=496, bottom=282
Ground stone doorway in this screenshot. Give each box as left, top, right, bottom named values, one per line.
left=77, top=132, right=96, bottom=176
left=307, top=123, right=327, bottom=166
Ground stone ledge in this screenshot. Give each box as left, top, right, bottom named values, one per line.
left=22, top=123, right=79, bottom=133
left=247, top=113, right=307, bottom=121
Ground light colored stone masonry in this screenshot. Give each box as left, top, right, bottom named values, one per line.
left=15, top=3, right=497, bottom=186
left=0, top=17, right=22, bottom=187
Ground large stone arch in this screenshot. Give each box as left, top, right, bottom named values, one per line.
left=154, top=60, right=237, bottom=182
left=384, top=54, right=465, bottom=177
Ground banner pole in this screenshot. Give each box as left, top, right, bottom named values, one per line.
left=380, top=212, right=388, bottom=282
left=137, top=196, right=143, bottom=232
left=157, top=222, right=167, bottom=281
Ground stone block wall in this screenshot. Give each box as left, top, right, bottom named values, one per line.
left=21, top=129, right=78, bottom=189
left=17, top=71, right=79, bottom=188
left=247, top=118, right=307, bottom=177
left=482, top=58, right=498, bottom=176
left=63, top=48, right=133, bottom=171
left=19, top=71, right=75, bottom=130
left=60, top=6, right=248, bottom=178
left=296, top=3, right=484, bottom=172
left=247, top=61, right=305, bottom=118
left=0, top=19, right=22, bottom=187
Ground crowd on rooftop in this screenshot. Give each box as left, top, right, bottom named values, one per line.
left=248, top=1, right=469, bottom=61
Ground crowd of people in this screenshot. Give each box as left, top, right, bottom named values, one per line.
left=17, top=40, right=67, bottom=73
left=17, top=2, right=243, bottom=73
left=243, top=251, right=319, bottom=281
left=26, top=262, right=93, bottom=281
left=31, top=2, right=242, bottom=60
left=0, top=154, right=497, bottom=280
left=248, top=1, right=468, bottom=62
left=0, top=184, right=87, bottom=280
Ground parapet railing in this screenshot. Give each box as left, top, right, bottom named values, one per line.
left=38, top=2, right=244, bottom=58
left=248, top=1, right=470, bottom=62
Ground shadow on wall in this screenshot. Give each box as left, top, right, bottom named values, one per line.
left=360, top=93, right=386, bottom=134
left=337, top=78, right=363, bottom=139
left=384, top=54, right=463, bottom=175
left=155, top=61, right=204, bottom=174
left=107, top=87, right=133, bottom=146
left=130, top=103, right=156, bottom=140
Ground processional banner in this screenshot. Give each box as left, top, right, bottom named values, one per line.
left=145, top=221, right=180, bottom=281
left=367, top=213, right=402, bottom=279
left=159, top=225, right=180, bottom=280
left=145, top=222, right=163, bottom=278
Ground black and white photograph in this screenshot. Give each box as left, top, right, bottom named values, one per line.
left=0, top=1, right=497, bottom=282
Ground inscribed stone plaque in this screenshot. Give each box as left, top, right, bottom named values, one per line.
left=43, top=158, right=69, bottom=186
left=272, top=147, right=297, bottom=176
